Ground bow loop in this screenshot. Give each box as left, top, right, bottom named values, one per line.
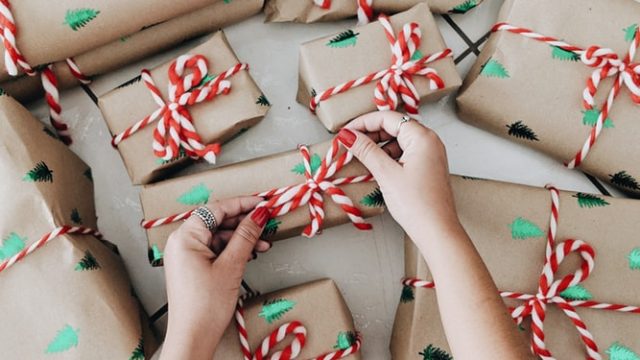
left=167, top=54, right=209, bottom=102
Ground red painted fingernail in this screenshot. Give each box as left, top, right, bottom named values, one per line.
left=337, top=128, right=357, bottom=148
left=251, top=207, right=269, bottom=227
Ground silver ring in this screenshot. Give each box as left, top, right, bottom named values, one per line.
left=191, top=206, right=218, bottom=232
left=396, top=114, right=412, bottom=133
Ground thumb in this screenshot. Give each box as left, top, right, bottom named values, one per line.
left=218, top=207, right=269, bottom=266
left=337, top=128, right=399, bottom=182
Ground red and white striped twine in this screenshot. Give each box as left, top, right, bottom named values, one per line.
left=111, top=55, right=247, bottom=164
left=0, top=1, right=91, bottom=145
left=492, top=23, right=640, bottom=169
left=0, top=225, right=102, bottom=273
left=313, top=0, right=374, bottom=25
left=403, top=186, right=640, bottom=360
left=309, top=15, right=452, bottom=121
left=142, top=136, right=374, bottom=238
left=235, top=297, right=362, bottom=360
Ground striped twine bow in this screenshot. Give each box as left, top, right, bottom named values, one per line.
left=492, top=23, right=640, bottom=169
left=0, top=226, right=102, bottom=273
left=140, top=137, right=374, bottom=238
left=313, top=0, right=374, bottom=25
left=403, top=186, right=640, bottom=360
left=0, top=0, right=90, bottom=145
left=235, top=296, right=362, bottom=360
left=112, top=54, right=247, bottom=164
left=309, top=15, right=452, bottom=121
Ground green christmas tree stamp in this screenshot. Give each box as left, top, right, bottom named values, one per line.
left=259, top=298, right=296, bottom=324
left=333, top=331, right=357, bottom=350
left=419, top=344, right=452, bottom=360
left=64, top=8, right=100, bottom=31
left=75, top=251, right=100, bottom=271
left=150, top=244, right=164, bottom=266
left=551, top=46, right=580, bottom=61
left=129, top=338, right=145, bottom=360
left=507, top=121, right=539, bottom=141
left=291, top=153, right=322, bottom=175
left=400, top=285, right=415, bottom=303
left=606, top=342, right=640, bottom=360
left=360, top=187, right=385, bottom=207
left=509, top=217, right=544, bottom=240
left=560, top=285, right=593, bottom=301
left=582, top=109, right=614, bottom=128
left=0, top=232, right=26, bottom=261
left=70, top=208, right=82, bottom=224
left=45, top=324, right=79, bottom=354
left=451, top=0, right=478, bottom=14
left=327, top=30, right=360, bottom=48
left=573, top=193, right=610, bottom=208
left=628, top=248, right=640, bottom=271
left=261, top=218, right=281, bottom=239
left=177, top=183, right=212, bottom=205
left=480, top=58, right=509, bottom=78
left=624, top=24, right=639, bottom=42
left=256, top=94, right=271, bottom=106
left=23, top=161, right=53, bottom=182
left=84, top=168, right=93, bottom=182
left=609, top=171, right=640, bottom=191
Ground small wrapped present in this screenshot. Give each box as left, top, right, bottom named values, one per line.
left=99, top=31, right=269, bottom=185
left=214, top=279, right=361, bottom=359
left=391, top=176, right=640, bottom=359
left=457, top=0, right=640, bottom=196
left=298, top=4, right=461, bottom=132
left=0, top=0, right=265, bottom=103
left=0, top=95, right=158, bottom=358
left=140, top=138, right=384, bottom=266
left=265, top=0, right=484, bottom=24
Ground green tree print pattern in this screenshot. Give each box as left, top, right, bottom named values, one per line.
left=507, top=121, right=539, bottom=141
left=0, top=232, right=26, bottom=261
left=75, top=251, right=100, bottom=271
left=327, top=30, right=360, bottom=48
left=360, top=187, right=385, bottom=207
left=45, top=325, right=79, bottom=354
left=480, top=58, right=509, bottom=78
left=333, top=331, right=357, bottom=350
left=23, top=161, right=53, bottom=182
left=606, top=342, right=640, bottom=360
left=256, top=95, right=271, bottom=106
left=628, top=248, right=640, bottom=271
left=177, top=183, right=212, bottom=205
left=451, top=0, right=478, bottom=14
left=129, top=338, right=145, bottom=360
left=609, top=171, right=640, bottom=191
left=291, top=153, right=322, bottom=175
left=551, top=46, right=579, bottom=61
left=261, top=218, right=281, bottom=239
left=573, top=193, right=610, bottom=208
left=625, top=24, right=639, bottom=43
left=582, top=109, right=614, bottom=128
left=259, top=298, right=296, bottom=324
left=560, top=285, right=593, bottom=301
left=420, top=344, right=453, bottom=360
left=400, top=285, right=415, bottom=303
left=509, top=217, right=544, bottom=240
left=64, top=9, right=100, bottom=31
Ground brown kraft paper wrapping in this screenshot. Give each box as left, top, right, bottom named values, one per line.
left=456, top=0, right=640, bottom=196
left=391, top=176, right=640, bottom=359
left=298, top=4, right=461, bottom=132
left=0, top=0, right=265, bottom=103
left=264, top=0, right=484, bottom=23
left=0, top=0, right=224, bottom=80
left=214, top=279, right=361, bottom=359
left=0, top=95, right=158, bottom=358
left=99, top=31, right=269, bottom=185
left=140, top=140, right=383, bottom=266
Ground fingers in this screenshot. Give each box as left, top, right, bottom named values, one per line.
left=212, top=231, right=271, bottom=255
left=207, top=196, right=263, bottom=229
left=381, top=140, right=402, bottom=160
left=337, top=127, right=400, bottom=181
left=218, top=207, right=269, bottom=266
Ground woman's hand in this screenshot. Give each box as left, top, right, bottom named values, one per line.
left=160, top=197, right=271, bottom=360
left=337, top=111, right=460, bottom=241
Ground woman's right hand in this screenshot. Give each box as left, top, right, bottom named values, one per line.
left=337, top=111, right=460, bottom=240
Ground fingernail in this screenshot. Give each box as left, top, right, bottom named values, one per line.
left=251, top=207, right=269, bottom=227
left=337, top=128, right=357, bottom=148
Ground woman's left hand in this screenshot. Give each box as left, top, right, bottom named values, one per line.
left=160, top=196, right=271, bottom=360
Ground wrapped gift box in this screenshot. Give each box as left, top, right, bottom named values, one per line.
left=140, top=139, right=384, bottom=266
left=298, top=4, right=461, bottom=132
left=391, top=176, right=640, bottom=359
left=457, top=0, right=640, bottom=196
left=99, top=31, right=269, bottom=185
left=0, top=95, right=158, bottom=358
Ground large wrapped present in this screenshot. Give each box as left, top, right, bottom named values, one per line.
left=265, top=0, right=484, bottom=24
left=391, top=176, right=640, bottom=359
left=99, top=31, right=269, bottom=185
left=140, top=138, right=384, bottom=266
left=298, top=4, right=461, bottom=132
left=0, top=95, right=158, bottom=358
left=214, top=279, right=362, bottom=359
left=0, top=0, right=265, bottom=103
left=456, top=0, right=640, bottom=196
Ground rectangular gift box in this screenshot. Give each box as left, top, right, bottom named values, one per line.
left=0, top=0, right=223, bottom=79
left=391, top=176, right=640, bottom=359
left=0, top=0, right=264, bottom=103
left=265, top=0, right=484, bottom=23
left=298, top=4, right=461, bottom=132
left=0, top=95, right=158, bottom=358
left=140, top=140, right=384, bottom=266
left=456, top=0, right=640, bottom=196
left=99, top=31, right=269, bottom=185
left=213, top=279, right=361, bottom=359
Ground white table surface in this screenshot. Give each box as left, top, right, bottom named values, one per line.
left=26, top=0, right=621, bottom=358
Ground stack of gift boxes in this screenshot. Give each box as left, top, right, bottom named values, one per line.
left=0, top=0, right=638, bottom=358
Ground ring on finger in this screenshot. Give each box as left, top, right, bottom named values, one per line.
left=396, top=114, right=412, bottom=134
left=191, top=206, right=218, bottom=232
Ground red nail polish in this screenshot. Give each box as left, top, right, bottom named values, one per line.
left=337, top=128, right=357, bottom=148
left=251, top=207, right=269, bottom=227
